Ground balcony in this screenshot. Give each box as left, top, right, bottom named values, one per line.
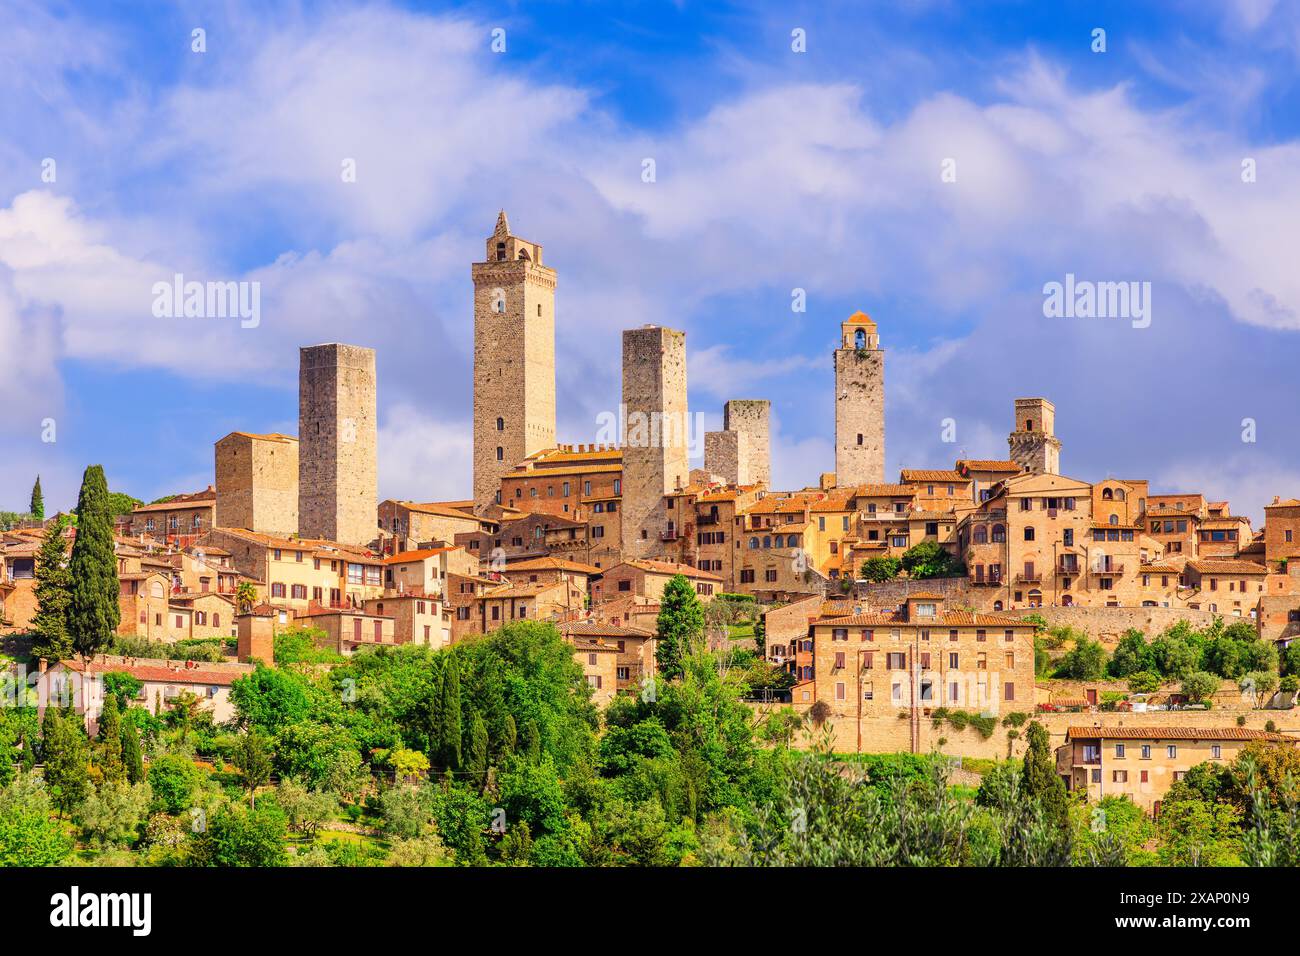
left=970, top=576, right=1003, bottom=587
left=659, top=529, right=680, bottom=542
left=695, top=513, right=718, bottom=526
left=1089, top=563, right=1125, bottom=576
left=1014, top=572, right=1042, bottom=584
left=1057, top=560, right=1081, bottom=575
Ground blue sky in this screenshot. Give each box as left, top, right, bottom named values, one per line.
left=2, top=0, right=1299, bottom=522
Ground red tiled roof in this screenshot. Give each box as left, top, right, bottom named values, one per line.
left=60, top=659, right=246, bottom=686
left=1066, top=726, right=1292, bottom=742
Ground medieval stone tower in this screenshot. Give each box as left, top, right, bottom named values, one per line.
left=298, top=343, right=378, bottom=546
left=215, top=431, right=299, bottom=537
left=622, top=325, right=689, bottom=558
left=472, top=211, right=557, bottom=511
left=834, top=312, right=885, bottom=486
left=704, top=399, right=771, bottom=486
left=1008, top=397, right=1061, bottom=475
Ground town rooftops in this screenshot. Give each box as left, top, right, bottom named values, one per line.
left=1186, top=559, right=1269, bottom=575
left=618, top=559, right=724, bottom=581
left=129, top=488, right=218, bottom=513
left=208, top=526, right=380, bottom=559
left=560, top=620, right=654, bottom=639
left=385, top=547, right=459, bottom=564
left=1065, top=726, right=1292, bottom=742
left=956, top=459, right=1023, bottom=473
left=504, top=556, right=602, bottom=575
left=816, top=610, right=1031, bottom=627
left=854, top=483, right=914, bottom=497
left=389, top=500, right=481, bottom=520
left=59, top=657, right=250, bottom=686
left=900, top=469, right=967, bottom=483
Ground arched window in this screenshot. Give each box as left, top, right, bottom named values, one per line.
left=495, top=297, right=506, bottom=313
left=496, top=241, right=506, bottom=261
left=991, top=525, right=1006, bottom=543
left=973, top=526, right=987, bottom=544
left=1102, top=488, right=1114, bottom=500
left=496, top=446, right=504, bottom=461
left=517, top=248, right=531, bottom=260
left=1115, top=488, right=1127, bottom=501
left=1028, top=589, right=1042, bottom=607
left=1025, top=420, right=1034, bottom=431
left=773, top=535, right=784, bottom=548
left=749, top=537, right=759, bottom=549
left=1061, top=594, right=1073, bottom=607
left=854, top=329, right=866, bottom=349
left=1024, top=527, right=1035, bottom=541
left=763, top=536, right=771, bottom=549
left=993, top=600, right=1003, bottom=611
left=788, top=534, right=799, bottom=548
left=1109, top=514, right=1119, bottom=525
left=496, top=417, right=504, bottom=431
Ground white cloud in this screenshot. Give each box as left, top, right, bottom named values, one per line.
left=377, top=403, right=472, bottom=503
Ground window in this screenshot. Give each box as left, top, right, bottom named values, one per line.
left=1140, top=745, right=1150, bottom=759
left=496, top=446, right=504, bottom=461
left=1024, top=527, right=1035, bottom=541
left=1140, top=770, right=1149, bottom=783
left=948, top=652, right=958, bottom=668
left=271, top=582, right=286, bottom=598
left=832, top=628, right=848, bottom=641
left=835, top=682, right=846, bottom=701
left=834, top=652, right=846, bottom=668
left=1115, top=744, right=1126, bottom=758
left=1003, top=681, right=1014, bottom=701
left=291, top=584, right=307, bottom=600
left=1113, top=770, right=1128, bottom=783
left=1212, top=745, right=1223, bottom=759
left=1167, top=745, right=1177, bottom=758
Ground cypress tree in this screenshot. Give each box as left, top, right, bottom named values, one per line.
left=1022, top=721, right=1069, bottom=832
left=68, top=465, right=119, bottom=659
left=121, top=717, right=144, bottom=784
left=96, top=693, right=125, bottom=782
left=435, top=655, right=463, bottom=769
left=501, top=713, right=518, bottom=758
left=31, top=516, right=72, bottom=661
left=42, top=710, right=89, bottom=817
left=521, top=719, right=541, bottom=763
left=466, top=711, right=489, bottom=787
left=655, top=574, right=705, bottom=680
left=30, top=476, right=44, bottom=521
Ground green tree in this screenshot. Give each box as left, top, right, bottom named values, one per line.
left=466, top=711, right=489, bottom=787
left=434, top=654, right=463, bottom=769
left=192, top=803, right=288, bottom=867
left=899, top=540, right=963, bottom=579
left=41, top=709, right=89, bottom=817
left=1108, top=629, right=1153, bottom=677
left=521, top=719, right=541, bottom=763
left=501, top=714, right=518, bottom=760
left=1021, top=721, right=1069, bottom=832
left=655, top=574, right=705, bottom=680
left=29, top=476, right=44, bottom=521
left=1241, top=671, right=1279, bottom=708
left=233, top=730, right=274, bottom=808
left=1126, top=671, right=1161, bottom=694
left=68, top=465, right=121, bottom=659
left=74, top=779, right=152, bottom=847
left=1057, top=636, right=1107, bottom=680
left=102, top=672, right=143, bottom=710
left=120, top=718, right=144, bottom=785
left=859, top=556, right=902, bottom=582
left=0, top=773, right=71, bottom=865
left=148, top=754, right=203, bottom=814
left=1181, top=671, right=1220, bottom=704
left=30, top=517, right=72, bottom=661
left=95, top=693, right=126, bottom=783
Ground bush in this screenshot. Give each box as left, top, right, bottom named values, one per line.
left=1057, top=636, right=1107, bottom=680
left=1180, top=672, right=1220, bottom=704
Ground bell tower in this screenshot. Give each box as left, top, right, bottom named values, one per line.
left=471, top=211, right=557, bottom=511
left=834, top=311, right=885, bottom=486
left=1008, top=397, right=1061, bottom=475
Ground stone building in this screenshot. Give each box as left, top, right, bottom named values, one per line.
left=471, top=211, right=557, bottom=511
left=703, top=430, right=745, bottom=487
left=1264, top=497, right=1300, bottom=570
left=1007, top=397, right=1061, bottom=475
left=298, top=343, right=378, bottom=547
left=127, top=487, right=217, bottom=546
left=621, top=325, right=689, bottom=558
left=214, top=432, right=299, bottom=537
left=834, top=312, right=884, bottom=486
left=704, top=400, right=771, bottom=486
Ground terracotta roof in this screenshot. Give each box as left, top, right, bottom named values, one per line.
left=60, top=659, right=247, bottom=686
left=815, top=610, right=1031, bottom=627
left=208, top=527, right=379, bottom=558
left=956, top=459, right=1022, bottom=473
left=385, top=547, right=459, bottom=564
left=1066, top=726, right=1292, bottom=742
left=392, top=501, right=482, bottom=521
left=503, top=556, right=602, bottom=575
left=1187, top=559, right=1268, bottom=575
left=854, top=484, right=914, bottom=497
left=1139, top=563, right=1180, bottom=574
left=845, top=310, right=876, bottom=327
left=130, top=490, right=217, bottom=513
left=221, top=431, right=297, bottom=444
left=619, top=559, right=723, bottom=581
left=560, top=620, right=654, bottom=638
left=901, top=469, right=967, bottom=483
left=904, top=591, right=947, bottom=600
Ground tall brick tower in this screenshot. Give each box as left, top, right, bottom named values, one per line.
left=834, top=312, right=885, bottom=486
left=622, top=325, right=689, bottom=558
left=472, top=211, right=557, bottom=511
left=1008, top=397, right=1061, bottom=475
left=298, top=343, right=378, bottom=546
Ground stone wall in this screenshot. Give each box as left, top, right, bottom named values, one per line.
left=621, top=326, right=688, bottom=558
left=834, top=346, right=884, bottom=486
left=1004, top=604, right=1220, bottom=644
left=215, top=432, right=298, bottom=537
left=723, top=399, right=770, bottom=487
left=298, top=343, right=378, bottom=546
left=703, top=430, right=742, bottom=486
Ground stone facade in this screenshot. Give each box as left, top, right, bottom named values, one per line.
left=621, top=326, right=689, bottom=558
left=215, top=432, right=299, bottom=536
left=724, top=399, right=771, bottom=486
left=298, top=343, right=378, bottom=546
left=834, top=312, right=884, bottom=486
left=1007, top=397, right=1061, bottom=475
left=471, top=211, right=557, bottom=511
left=703, top=430, right=744, bottom=485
